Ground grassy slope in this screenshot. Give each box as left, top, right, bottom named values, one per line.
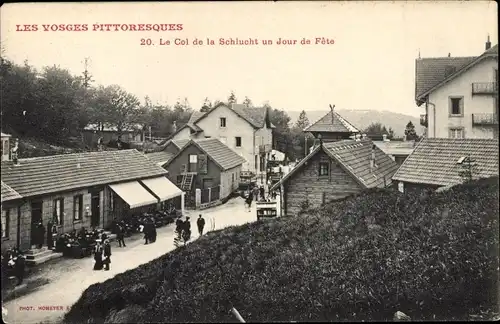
left=64, top=177, right=499, bottom=323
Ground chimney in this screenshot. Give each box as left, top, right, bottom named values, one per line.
left=486, top=35, right=491, bottom=51
left=362, top=133, right=367, bottom=140
left=403, top=135, right=407, bottom=142
left=370, top=144, right=376, bottom=170
left=448, top=53, right=451, bottom=57
left=382, top=134, right=388, bottom=142
left=172, top=121, right=177, bottom=133
left=11, top=138, right=19, bottom=165
left=355, top=134, right=361, bottom=141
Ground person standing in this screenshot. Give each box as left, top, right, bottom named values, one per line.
left=93, top=240, right=103, bottom=270
left=143, top=220, right=151, bottom=245
left=182, top=217, right=191, bottom=242
left=150, top=217, right=157, bottom=243
left=197, top=214, right=205, bottom=236
left=245, top=190, right=254, bottom=212
left=252, top=185, right=259, bottom=201
left=103, top=239, right=112, bottom=271
left=259, top=185, right=265, bottom=201
left=14, top=251, right=26, bottom=286
left=117, top=223, right=126, bottom=247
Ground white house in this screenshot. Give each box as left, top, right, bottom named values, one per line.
left=416, top=37, right=498, bottom=139
left=169, top=103, right=274, bottom=174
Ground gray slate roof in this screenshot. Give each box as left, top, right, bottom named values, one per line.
left=303, top=110, right=360, bottom=133
left=271, top=139, right=399, bottom=191
left=1, top=149, right=167, bottom=198
left=392, top=138, right=499, bottom=186
left=1, top=181, right=22, bottom=202
left=145, top=151, right=175, bottom=166
left=165, top=138, right=246, bottom=171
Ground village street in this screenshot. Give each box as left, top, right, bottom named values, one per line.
left=3, top=197, right=260, bottom=324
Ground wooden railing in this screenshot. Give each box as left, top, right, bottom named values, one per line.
left=472, top=113, right=499, bottom=126
left=472, top=82, right=497, bottom=95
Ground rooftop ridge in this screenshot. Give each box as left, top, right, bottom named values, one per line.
left=13, top=149, right=139, bottom=162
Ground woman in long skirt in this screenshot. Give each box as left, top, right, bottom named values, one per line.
left=93, top=241, right=103, bottom=270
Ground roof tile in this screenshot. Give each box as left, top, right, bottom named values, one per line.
left=392, top=138, right=499, bottom=186
left=324, top=139, right=399, bottom=188
left=194, top=138, right=246, bottom=170
left=1, top=149, right=167, bottom=198
left=304, top=110, right=360, bottom=133
left=1, top=181, right=22, bottom=202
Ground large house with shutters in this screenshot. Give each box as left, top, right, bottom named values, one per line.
left=168, top=102, right=274, bottom=175
left=416, top=37, right=498, bottom=139
left=270, top=138, right=399, bottom=216
left=161, top=138, right=246, bottom=208
left=1, top=134, right=182, bottom=255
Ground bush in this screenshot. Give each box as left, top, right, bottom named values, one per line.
left=64, top=177, right=499, bottom=323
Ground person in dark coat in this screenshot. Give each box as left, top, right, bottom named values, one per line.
left=93, top=241, right=104, bottom=270
left=117, top=223, right=126, bottom=247
left=103, top=239, right=112, bottom=271
left=197, top=214, right=205, bottom=236
left=150, top=217, right=157, bottom=243
left=182, top=217, right=191, bottom=242
left=37, top=222, right=45, bottom=249
left=144, top=220, right=151, bottom=245
left=245, top=191, right=254, bottom=212
left=14, top=251, right=26, bottom=286
left=47, top=221, right=54, bottom=249
left=259, top=185, right=265, bottom=201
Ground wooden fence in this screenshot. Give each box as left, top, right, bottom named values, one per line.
left=201, top=185, right=221, bottom=204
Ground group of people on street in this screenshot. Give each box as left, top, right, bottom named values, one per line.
left=140, top=217, right=157, bottom=245
left=1, top=248, right=26, bottom=286
left=93, top=238, right=112, bottom=271
left=244, top=182, right=277, bottom=211
left=173, top=214, right=206, bottom=246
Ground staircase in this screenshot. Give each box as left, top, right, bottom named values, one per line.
left=180, top=173, right=195, bottom=191
left=25, top=247, right=63, bottom=266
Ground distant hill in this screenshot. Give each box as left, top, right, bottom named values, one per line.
left=285, top=110, right=422, bottom=137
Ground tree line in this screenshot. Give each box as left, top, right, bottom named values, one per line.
left=1, top=56, right=418, bottom=161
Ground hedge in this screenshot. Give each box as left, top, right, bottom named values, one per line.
left=64, top=176, right=499, bottom=323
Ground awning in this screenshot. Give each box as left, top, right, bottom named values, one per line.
left=141, top=176, right=183, bottom=202
left=109, top=181, right=158, bottom=209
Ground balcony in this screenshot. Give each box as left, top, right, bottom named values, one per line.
left=472, top=113, right=499, bottom=126
left=472, top=82, right=498, bottom=95
left=420, top=114, right=428, bottom=127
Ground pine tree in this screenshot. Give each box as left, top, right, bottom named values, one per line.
left=295, top=110, right=310, bottom=130
left=228, top=91, right=237, bottom=104
left=404, top=121, right=418, bottom=140
left=242, top=96, right=252, bottom=107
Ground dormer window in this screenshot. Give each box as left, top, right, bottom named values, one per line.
left=220, top=117, right=227, bottom=128
left=318, top=162, right=329, bottom=176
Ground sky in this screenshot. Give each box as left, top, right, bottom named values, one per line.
left=1, top=1, right=498, bottom=118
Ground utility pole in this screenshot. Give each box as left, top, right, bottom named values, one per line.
left=82, top=57, right=94, bottom=150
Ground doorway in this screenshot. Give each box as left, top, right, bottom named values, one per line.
left=91, top=192, right=100, bottom=227
left=30, top=201, right=43, bottom=246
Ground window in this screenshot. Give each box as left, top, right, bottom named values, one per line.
left=235, top=137, right=242, bottom=147
left=189, top=154, right=198, bottom=163
left=220, top=117, right=227, bottom=128
left=53, top=198, right=64, bottom=225
left=2, top=140, right=8, bottom=156
left=449, top=128, right=464, bottom=139
left=2, top=209, right=10, bottom=238
left=232, top=173, right=235, bottom=184
left=319, top=162, right=329, bottom=176
left=449, top=96, right=464, bottom=116
left=73, top=195, right=83, bottom=221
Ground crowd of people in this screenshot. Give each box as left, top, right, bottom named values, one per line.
left=243, top=182, right=278, bottom=212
